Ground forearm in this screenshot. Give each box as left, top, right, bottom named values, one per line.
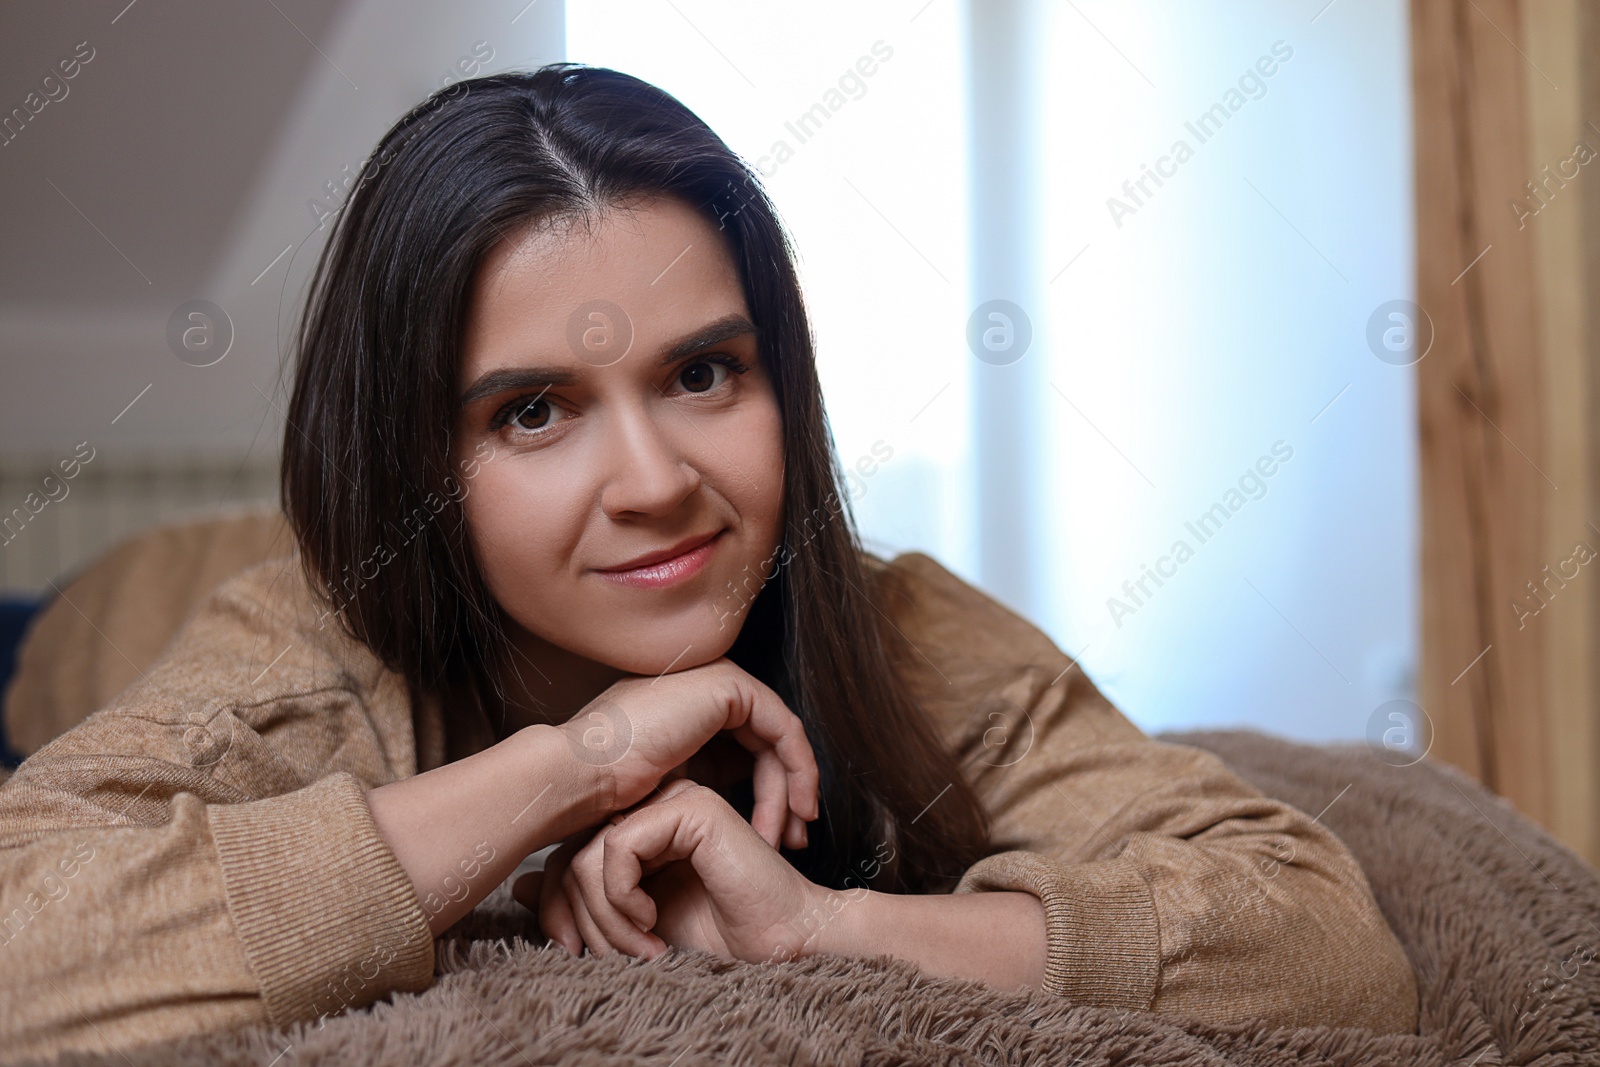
left=807, top=888, right=1048, bottom=993
left=366, top=723, right=609, bottom=936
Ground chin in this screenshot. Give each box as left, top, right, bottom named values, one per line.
left=594, top=627, right=737, bottom=676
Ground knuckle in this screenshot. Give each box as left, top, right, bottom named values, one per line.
left=680, top=782, right=719, bottom=807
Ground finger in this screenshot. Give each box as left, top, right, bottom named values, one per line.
left=747, top=745, right=789, bottom=848
left=724, top=683, right=820, bottom=826
left=630, top=778, right=707, bottom=879
left=656, top=776, right=700, bottom=801
left=575, top=826, right=665, bottom=958
left=601, top=804, right=695, bottom=933
left=517, top=868, right=592, bottom=958
left=565, top=866, right=616, bottom=957
left=538, top=855, right=583, bottom=956
left=784, top=811, right=809, bottom=850
left=537, top=844, right=588, bottom=953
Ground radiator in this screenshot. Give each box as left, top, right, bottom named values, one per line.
left=0, top=452, right=281, bottom=597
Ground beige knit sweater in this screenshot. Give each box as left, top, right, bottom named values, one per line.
left=0, top=547, right=1418, bottom=1061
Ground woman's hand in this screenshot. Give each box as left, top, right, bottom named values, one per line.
left=517, top=778, right=853, bottom=964
left=556, top=657, right=818, bottom=851
left=513, top=781, right=1048, bottom=996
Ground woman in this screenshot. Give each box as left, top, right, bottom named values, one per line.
left=0, top=64, right=1416, bottom=1060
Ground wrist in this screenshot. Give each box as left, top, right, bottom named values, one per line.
left=506, top=723, right=615, bottom=845
left=795, top=883, right=877, bottom=962
left=795, top=888, right=1049, bottom=992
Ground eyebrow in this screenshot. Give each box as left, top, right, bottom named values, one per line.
left=457, top=312, right=759, bottom=409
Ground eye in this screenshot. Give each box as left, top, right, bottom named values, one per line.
left=488, top=392, right=569, bottom=436
left=675, top=353, right=750, bottom=395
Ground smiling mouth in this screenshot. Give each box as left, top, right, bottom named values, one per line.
left=596, top=528, right=725, bottom=573
left=592, top=529, right=727, bottom=588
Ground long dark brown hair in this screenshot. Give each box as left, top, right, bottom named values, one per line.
left=281, top=63, right=990, bottom=893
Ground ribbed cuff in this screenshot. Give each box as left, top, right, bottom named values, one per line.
left=953, top=849, right=1160, bottom=1008
left=208, top=771, right=435, bottom=1028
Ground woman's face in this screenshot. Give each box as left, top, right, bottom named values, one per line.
left=452, top=195, right=786, bottom=679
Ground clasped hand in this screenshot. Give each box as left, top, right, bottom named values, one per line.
left=511, top=658, right=851, bottom=964
left=518, top=777, right=847, bottom=963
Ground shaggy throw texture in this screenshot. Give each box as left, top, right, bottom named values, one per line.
left=23, top=729, right=1600, bottom=1066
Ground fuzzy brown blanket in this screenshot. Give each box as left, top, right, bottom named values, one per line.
left=27, top=729, right=1600, bottom=1066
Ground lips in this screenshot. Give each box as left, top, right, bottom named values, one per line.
left=597, top=529, right=725, bottom=573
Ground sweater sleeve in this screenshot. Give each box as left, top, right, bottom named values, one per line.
left=0, top=562, right=435, bottom=1061
left=876, top=551, right=1418, bottom=1032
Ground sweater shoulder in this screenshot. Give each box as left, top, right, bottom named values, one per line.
left=861, top=549, right=1135, bottom=754
left=15, top=554, right=422, bottom=789
left=864, top=549, right=1077, bottom=674
left=104, top=555, right=393, bottom=718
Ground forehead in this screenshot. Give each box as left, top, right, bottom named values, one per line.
left=459, top=196, right=748, bottom=379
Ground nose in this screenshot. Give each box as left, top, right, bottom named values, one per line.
left=597, top=398, right=702, bottom=518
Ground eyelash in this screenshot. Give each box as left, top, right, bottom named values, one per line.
left=485, top=352, right=753, bottom=436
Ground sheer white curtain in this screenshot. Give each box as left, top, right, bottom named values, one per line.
left=1034, top=0, right=1415, bottom=741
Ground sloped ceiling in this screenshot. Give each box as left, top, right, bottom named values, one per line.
left=0, top=0, right=348, bottom=307
left=0, top=0, right=565, bottom=453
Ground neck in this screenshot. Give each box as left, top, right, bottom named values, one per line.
left=489, top=627, right=626, bottom=741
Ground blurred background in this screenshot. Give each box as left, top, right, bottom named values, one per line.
left=0, top=2, right=1591, bottom=860
left=0, top=0, right=1416, bottom=740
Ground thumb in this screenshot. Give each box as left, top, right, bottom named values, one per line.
left=511, top=870, right=542, bottom=913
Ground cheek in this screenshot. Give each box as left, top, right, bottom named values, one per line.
left=460, top=466, right=581, bottom=607
left=726, top=396, right=786, bottom=531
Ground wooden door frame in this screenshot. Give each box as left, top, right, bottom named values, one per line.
left=1414, top=0, right=1599, bottom=866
